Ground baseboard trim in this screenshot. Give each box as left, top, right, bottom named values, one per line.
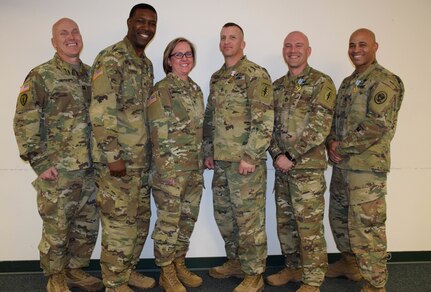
left=1, top=251, right=430, bottom=274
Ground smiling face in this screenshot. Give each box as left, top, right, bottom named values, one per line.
left=348, top=29, right=378, bottom=74
left=169, top=41, right=194, bottom=80
left=127, top=8, right=157, bottom=56
left=51, top=18, right=83, bottom=64
left=283, top=31, right=311, bottom=76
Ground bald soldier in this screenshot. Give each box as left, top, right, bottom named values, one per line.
left=325, top=28, right=404, bottom=292
left=267, top=31, right=336, bottom=292
left=13, top=18, right=102, bottom=291
left=203, top=22, right=274, bottom=292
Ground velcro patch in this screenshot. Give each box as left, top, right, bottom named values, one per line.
left=316, top=79, right=336, bottom=110
left=258, top=79, right=273, bottom=101
left=92, top=67, right=104, bottom=81
left=148, top=92, right=159, bottom=107
left=19, top=93, right=28, bottom=106
left=20, top=82, right=30, bottom=93
left=369, top=82, right=395, bottom=115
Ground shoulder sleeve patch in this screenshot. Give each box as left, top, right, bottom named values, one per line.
left=18, top=82, right=31, bottom=107
left=92, top=66, right=104, bottom=81
left=369, top=82, right=396, bottom=115
left=256, top=79, right=273, bottom=102
left=19, top=82, right=30, bottom=93
left=92, top=66, right=112, bottom=97
left=315, top=79, right=336, bottom=110
left=147, top=91, right=166, bottom=121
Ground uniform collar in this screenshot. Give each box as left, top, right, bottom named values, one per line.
left=351, top=61, right=379, bottom=81
left=222, top=55, right=247, bottom=72
left=168, top=72, right=191, bottom=86
left=53, top=53, right=86, bottom=76
left=123, top=36, right=147, bottom=61
left=286, top=65, right=311, bottom=82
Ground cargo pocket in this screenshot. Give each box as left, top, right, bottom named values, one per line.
left=32, top=177, right=59, bottom=219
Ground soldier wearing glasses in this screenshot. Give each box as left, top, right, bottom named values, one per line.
left=148, top=37, right=204, bottom=292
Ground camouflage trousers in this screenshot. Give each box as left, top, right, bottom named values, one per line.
left=94, top=164, right=151, bottom=288
left=274, top=169, right=327, bottom=286
left=212, top=160, right=267, bottom=275
left=151, top=170, right=203, bottom=266
left=329, top=167, right=388, bottom=288
left=32, top=168, right=99, bottom=276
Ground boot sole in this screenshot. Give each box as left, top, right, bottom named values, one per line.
left=325, top=274, right=362, bottom=282
left=266, top=278, right=301, bottom=287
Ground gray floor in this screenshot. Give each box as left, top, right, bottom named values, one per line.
left=0, top=263, right=430, bottom=292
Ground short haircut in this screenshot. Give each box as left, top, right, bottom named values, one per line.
left=129, top=3, right=157, bottom=19
left=163, top=37, right=196, bottom=74
left=222, top=22, right=244, bottom=36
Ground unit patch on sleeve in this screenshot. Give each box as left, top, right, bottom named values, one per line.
left=369, top=82, right=395, bottom=115
left=316, top=79, right=336, bottom=110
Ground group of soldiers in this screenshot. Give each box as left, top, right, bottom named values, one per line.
left=13, top=2, right=404, bottom=292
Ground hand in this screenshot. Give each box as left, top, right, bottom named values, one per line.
left=39, top=166, right=58, bottom=180
left=238, top=159, right=256, bottom=175
left=204, top=157, right=215, bottom=169
left=274, top=155, right=294, bottom=173
left=327, top=141, right=343, bottom=164
left=108, top=159, right=126, bottom=177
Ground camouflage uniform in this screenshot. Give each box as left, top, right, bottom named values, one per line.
left=327, top=62, right=404, bottom=288
left=269, top=66, right=336, bottom=286
left=13, top=53, right=99, bottom=276
left=148, top=73, right=204, bottom=267
left=89, top=37, right=153, bottom=288
left=203, top=56, right=274, bottom=275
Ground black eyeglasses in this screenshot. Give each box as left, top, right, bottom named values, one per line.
left=170, top=51, right=193, bottom=59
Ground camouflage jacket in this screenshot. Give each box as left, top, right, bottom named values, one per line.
left=148, top=73, right=204, bottom=179
left=203, top=56, right=274, bottom=164
left=327, top=62, right=404, bottom=172
left=269, top=66, right=336, bottom=169
left=13, top=54, right=92, bottom=175
left=90, top=37, right=153, bottom=169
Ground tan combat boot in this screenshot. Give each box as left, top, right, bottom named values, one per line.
left=266, top=267, right=302, bottom=286
left=129, top=270, right=156, bottom=289
left=208, top=259, right=244, bottom=279
left=159, top=263, right=186, bottom=292
left=65, top=268, right=104, bottom=291
left=297, top=283, right=321, bottom=292
left=326, top=252, right=363, bottom=281
left=173, top=257, right=203, bottom=287
left=360, top=282, right=386, bottom=292
left=233, top=274, right=264, bottom=292
left=105, top=284, right=133, bottom=292
left=47, top=271, right=71, bottom=292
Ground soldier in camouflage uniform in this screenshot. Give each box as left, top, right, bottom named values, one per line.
left=267, top=31, right=336, bottom=292
left=13, top=18, right=102, bottom=292
left=148, top=38, right=204, bottom=292
left=89, top=4, right=157, bottom=292
left=326, top=28, right=404, bottom=292
left=203, top=23, right=274, bottom=292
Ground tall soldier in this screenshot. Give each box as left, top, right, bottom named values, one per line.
left=89, top=3, right=157, bottom=292
left=13, top=18, right=103, bottom=292
left=267, top=31, right=336, bottom=292
left=325, top=28, right=404, bottom=292
left=203, top=22, right=274, bottom=292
